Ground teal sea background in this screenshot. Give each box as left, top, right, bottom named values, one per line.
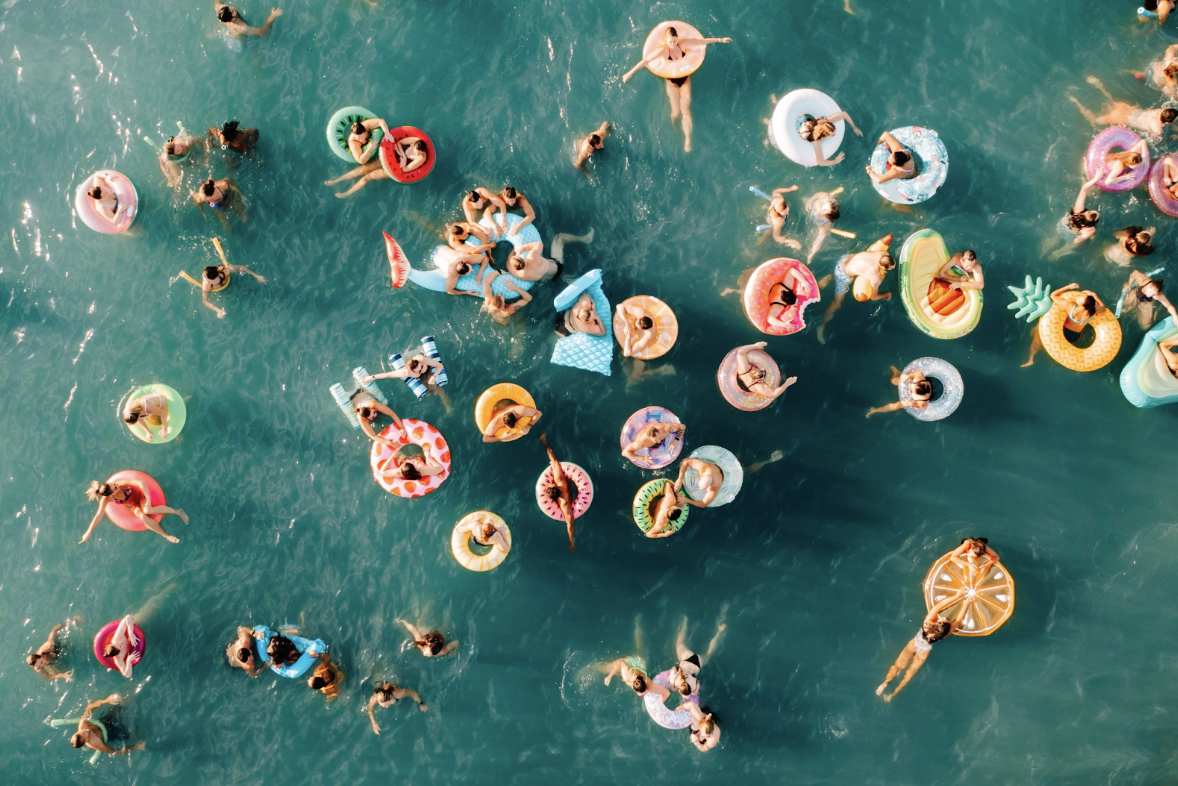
left=4, top=0, right=1178, bottom=783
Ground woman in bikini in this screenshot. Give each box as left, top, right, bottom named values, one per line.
left=866, top=130, right=916, bottom=184
left=100, top=616, right=140, bottom=679
left=686, top=704, right=721, bottom=751
left=622, top=422, right=686, bottom=465
left=394, top=136, right=429, bottom=174
left=445, top=222, right=496, bottom=254
left=1100, top=142, right=1151, bottom=188
left=80, top=478, right=188, bottom=544
left=1023, top=283, right=1108, bottom=366
left=26, top=618, right=80, bottom=682
left=766, top=268, right=806, bottom=330
left=1070, top=76, right=1178, bottom=141
left=158, top=134, right=208, bottom=188
left=732, top=342, right=797, bottom=400
left=1105, top=226, right=1155, bottom=267
left=865, top=366, right=932, bottom=418
left=378, top=447, right=445, bottom=484
left=539, top=433, right=577, bottom=550
left=948, top=537, right=1000, bottom=581
left=799, top=112, right=863, bottom=167
left=367, top=681, right=427, bottom=735
left=123, top=390, right=172, bottom=443
left=398, top=619, right=458, bottom=658
left=766, top=186, right=802, bottom=249
left=1121, top=270, right=1178, bottom=330
left=481, top=405, right=542, bottom=443
left=189, top=258, right=266, bottom=320
left=617, top=301, right=657, bottom=357
left=601, top=654, right=671, bottom=703
left=192, top=178, right=247, bottom=230
left=666, top=617, right=725, bottom=699
left=876, top=595, right=970, bottom=701
left=324, top=119, right=395, bottom=197
left=86, top=174, right=127, bottom=226
left=207, top=120, right=259, bottom=155
left=621, top=26, right=733, bottom=153
left=647, top=483, right=689, bottom=538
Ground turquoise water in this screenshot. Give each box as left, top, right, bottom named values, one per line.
left=6, top=0, right=1178, bottom=782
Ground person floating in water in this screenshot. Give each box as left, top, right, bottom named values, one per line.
left=876, top=595, right=969, bottom=702
left=307, top=651, right=343, bottom=700
left=765, top=186, right=802, bottom=249
left=463, top=188, right=508, bottom=238
left=574, top=122, right=611, bottom=169
left=193, top=178, right=248, bottom=231
left=815, top=235, right=896, bottom=344
left=949, top=537, right=1000, bottom=581
left=1022, top=283, right=1108, bottom=367
left=621, top=26, right=733, bottom=153
left=804, top=189, right=843, bottom=264
left=85, top=174, right=129, bottom=227
left=938, top=249, right=985, bottom=291
left=62, top=694, right=146, bottom=757
left=1120, top=270, right=1178, bottom=330
left=215, top=3, right=282, bottom=37
left=686, top=703, right=721, bottom=751
left=446, top=222, right=497, bottom=254
left=394, top=136, right=429, bottom=174
left=866, top=130, right=916, bottom=184
left=865, top=365, right=932, bottom=418
left=158, top=134, right=208, bottom=188
left=1104, top=226, right=1155, bottom=267
left=507, top=229, right=593, bottom=283
left=225, top=626, right=265, bottom=677
left=482, top=402, right=542, bottom=443
left=26, top=617, right=81, bottom=682
left=666, top=616, right=726, bottom=702
left=1069, top=76, right=1178, bottom=141
left=539, top=433, right=577, bottom=551
left=1049, top=172, right=1102, bottom=259
left=208, top=121, right=259, bottom=156
left=622, top=421, right=686, bottom=465
left=367, top=681, right=427, bottom=735
left=1135, top=43, right=1178, bottom=98
left=183, top=237, right=267, bottom=319
left=123, top=389, right=172, bottom=443
left=398, top=619, right=458, bottom=658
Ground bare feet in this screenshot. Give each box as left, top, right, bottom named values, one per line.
left=816, top=325, right=827, bottom=344
left=875, top=683, right=886, bottom=696
left=177, top=510, right=189, bottom=525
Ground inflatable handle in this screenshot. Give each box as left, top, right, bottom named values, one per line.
left=749, top=186, right=772, bottom=201
left=1140, top=7, right=1159, bottom=18
left=756, top=224, right=771, bottom=232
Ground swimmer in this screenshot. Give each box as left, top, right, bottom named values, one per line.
left=1142, top=0, right=1176, bottom=24
left=574, top=121, right=612, bottom=169
left=875, top=595, right=969, bottom=701
left=122, top=389, right=172, bottom=443
left=732, top=342, right=797, bottom=400
left=1069, top=76, right=1178, bottom=141
left=948, top=537, right=1000, bottom=581
left=554, top=286, right=607, bottom=338
left=1098, top=140, right=1151, bottom=187
left=463, top=188, right=508, bottom=238
left=495, top=186, right=537, bottom=236
left=158, top=135, right=208, bottom=188
left=647, top=482, right=689, bottom=538
left=766, top=186, right=802, bottom=249
left=65, top=694, right=145, bottom=756
left=394, top=136, right=429, bottom=174
left=81, top=478, right=188, bottom=544
left=601, top=656, right=671, bottom=702
left=207, top=120, right=259, bottom=155
left=666, top=616, right=726, bottom=700
left=445, top=222, right=496, bottom=254
left=480, top=274, right=532, bottom=324
left=507, top=229, right=594, bottom=282
left=256, top=628, right=321, bottom=673
left=1121, top=270, right=1178, bottom=330
left=225, top=626, right=264, bottom=677
left=377, top=445, right=445, bottom=483
left=1136, top=44, right=1178, bottom=98
left=865, top=130, right=916, bottom=184
left=397, top=619, right=458, bottom=658
left=1051, top=172, right=1102, bottom=257
left=85, top=174, right=128, bottom=226
left=214, top=3, right=282, bottom=36
left=307, top=652, right=343, bottom=700
left=363, top=353, right=445, bottom=388
left=798, top=110, right=863, bottom=167
left=617, top=300, right=657, bottom=357
left=804, top=189, right=843, bottom=264
left=193, top=178, right=248, bottom=231
left=187, top=237, right=266, bottom=319
left=350, top=396, right=405, bottom=451
left=685, top=703, right=721, bottom=752
left=865, top=365, right=932, bottom=418
left=456, top=512, right=512, bottom=554
left=622, top=421, right=686, bottom=465
left=366, top=682, right=427, bottom=735
left=481, top=403, right=542, bottom=443
left=539, top=433, right=577, bottom=550
left=1022, top=283, right=1108, bottom=367
left=673, top=455, right=724, bottom=508
left=1158, top=334, right=1178, bottom=377
left=621, top=26, right=733, bottom=153
left=815, top=234, right=896, bottom=344
left=26, top=618, right=81, bottom=682
left=1105, top=226, right=1155, bottom=267
left=938, top=249, right=985, bottom=291
left=324, top=120, right=396, bottom=197
left=99, top=615, right=140, bottom=679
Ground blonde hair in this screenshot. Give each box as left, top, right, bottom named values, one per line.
left=1108, top=150, right=1143, bottom=166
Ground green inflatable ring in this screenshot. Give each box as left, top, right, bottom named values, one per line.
left=326, top=106, right=384, bottom=162
left=632, top=479, right=690, bottom=537
left=682, top=445, right=743, bottom=507
left=125, top=383, right=186, bottom=444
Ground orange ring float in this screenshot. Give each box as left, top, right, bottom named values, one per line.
left=642, top=21, right=705, bottom=80
left=922, top=550, right=1015, bottom=637
left=1037, top=291, right=1121, bottom=372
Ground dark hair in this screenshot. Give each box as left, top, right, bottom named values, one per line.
left=96, top=483, right=113, bottom=497
left=588, top=134, right=601, bottom=145
left=267, top=635, right=299, bottom=666
left=221, top=121, right=240, bottom=141
left=104, top=644, right=120, bottom=658
left=666, top=26, right=678, bottom=37
left=351, top=121, right=367, bottom=136
left=124, top=404, right=142, bottom=424
left=509, top=255, right=526, bottom=271
left=468, top=189, right=482, bottom=203
left=375, top=682, right=396, bottom=698
left=637, top=316, right=654, bottom=330
left=1148, top=278, right=1165, bottom=294
left=204, top=265, right=223, bottom=281
left=1164, top=108, right=1178, bottom=124
left=881, top=255, right=896, bottom=270
left=456, top=262, right=471, bottom=276
left=545, top=485, right=562, bottom=500
left=88, top=187, right=102, bottom=199
left=400, top=462, right=422, bottom=481
left=827, top=201, right=841, bottom=220
left=358, top=406, right=375, bottom=420
left=237, top=647, right=252, bottom=662
left=26, top=653, right=38, bottom=666
left=217, top=6, right=234, bottom=22
left=965, top=537, right=988, bottom=557
left=962, top=249, right=976, bottom=262
left=1082, top=295, right=1097, bottom=315
left=502, top=412, right=519, bottom=428
left=448, top=224, right=465, bottom=237
left=914, top=380, right=933, bottom=397
left=202, top=180, right=216, bottom=197
left=502, top=186, right=517, bottom=201
left=892, top=150, right=911, bottom=166
left=554, top=312, right=571, bottom=337
left=309, top=674, right=329, bottom=689
left=1146, top=0, right=1159, bottom=10
left=1166, top=62, right=1178, bottom=79
left=923, top=619, right=952, bottom=643
left=631, top=674, right=647, bottom=693
left=773, top=284, right=797, bottom=306
left=71, top=733, right=86, bottom=748
left=164, top=140, right=176, bottom=156
left=668, top=508, right=682, bottom=522
left=420, top=631, right=444, bottom=651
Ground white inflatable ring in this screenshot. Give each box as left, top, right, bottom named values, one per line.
left=75, top=170, right=137, bottom=234
left=769, top=89, right=845, bottom=167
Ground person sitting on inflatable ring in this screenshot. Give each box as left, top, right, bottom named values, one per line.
left=866, top=365, right=932, bottom=419
left=732, top=342, right=797, bottom=400
left=394, top=136, right=429, bottom=175
left=647, top=484, right=688, bottom=538
left=507, top=229, right=594, bottom=283
left=82, top=478, right=188, bottom=544
left=1070, top=76, right=1178, bottom=142
left=445, top=222, right=497, bottom=254
left=876, top=594, right=970, bottom=702
left=494, top=186, right=537, bottom=236
left=307, top=652, right=343, bottom=701
left=766, top=272, right=808, bottom=330
left=1022, top=283, right=1108, bottom=367
left=158, top=134, right=208, bottom=189
left=816, top=235, right=896, bottom=344
left=27, top=618, right=80, bottom=682
left=67, top=694, right=145, bottom=757
left=1099, top=141, right=1152, bottom=188
left=766, top=186, right=802, bottom=249
left=673, top=456, right=725, bottom=508
left=123, top=390, right=172, bottom=443
left=938, top=249, right=985, bottom=292
left=623, top=422, right=686, bottom=465
left=193, top=177, right=248, bottom=231
left=226, top=626, right=265, bottom=677
left=463, top=188, right=509, bottom=238
left=556, top=291, right=607, bottom=337
left=101, top=615, right=140, bottom=679
left=367, top=682, right=427, bottom=735
left=1121, top=270, right=1178, bottom=330
left=621, top=26, right=733, bottom=153
left=350, top=395, right=405, bottom=451
left=667, top=616, right=725, bottom=700
left=1164, top=157, right=1178, bottom=202
left=1105, top=226, right=1155, bottom=267
left=617, top=301, right=658, bottom=357
left=207, top=120, right=259, bottom=154
left=398, top=619, right=458, bottom=658
left=377, top=445, right=445, bottom=484
left=798, top=111, right=863, bottom=167
left=804, top=189, right=842, bottom=264
left=539, top=434, right=577, bottom=551
left=325, top=119, right=397, bottom=198
left=455, top=513, right=512, bottom=555
left=86, top=174, right=127, bottom=226
left=214, top=4, right=282, bottom=37
left=482, top=404, right=542, bottom=443
left=575, top=121, right=611, bottom=169
left=866, top=130, right=916, bottom=184
left=949, top=537, right=1000, bottom=581
left=686, top=703, right=721, bottom=752
left=602, top=656, right=671, bottom=703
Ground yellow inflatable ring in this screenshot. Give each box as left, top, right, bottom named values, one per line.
left=613, top=296, right=679, bottom=360
left=179, top=269, right=230, bottom=292
left=450, top=511, right=511, bottom=572
left=643, top=21, right=705, bottom=80
left=1037, top=291, right=1122, bottom=372
left=474, top=383, right=536, bottom=442
left=923, top=549, right=1015, bottom=637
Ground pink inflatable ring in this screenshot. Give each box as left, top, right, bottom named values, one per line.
left=535, top=462, right=594, bottom=520
left=93, top=619, right=145, bottom=671
left=1148, top=155, right=1178, bottom=217
left=369, top=418, right=451, bottom=498
left=742, top=258, right=820, bottom=335
left=104, top=470, right=166, bottom=532
left=75, top=170, right=138, bottom=234
left=1084, top=126, right=1149, bottom=193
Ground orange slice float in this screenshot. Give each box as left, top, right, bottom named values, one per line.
left=922, top=551, right=1015, bottom=637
